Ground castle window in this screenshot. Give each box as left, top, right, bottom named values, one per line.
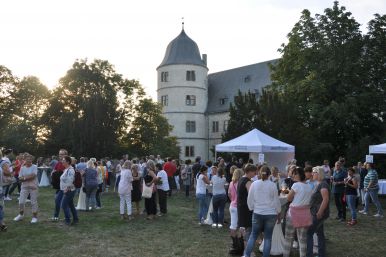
left=161, top=95, right=168, bottom=106
left=161, top=71, right=168, bottom=82
left=244, top=75, right=251, bottom=83
left=186, top=95, right=196, bottom=106
left=186, top=70, right=196, bottom=81
left=219, top=98, right=228, bottom=105
left=212, top=121, right=219, bottom=133
left=223, top=120, right=229, bottom=132
left=185, top=146, right=195, bottom=157
left=186, top=121, right=196, bottom=133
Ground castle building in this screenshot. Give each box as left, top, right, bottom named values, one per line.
left=157, top=28, right=275, bottom=161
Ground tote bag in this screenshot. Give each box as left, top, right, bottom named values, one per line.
left=142, top=181, right=153, bottom=199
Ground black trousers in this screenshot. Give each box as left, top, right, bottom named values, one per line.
left=158, top=189, right=168, bottom=214
left=334, top=192, right=346, bottom=219
left=145, top=192, right=157, bottom=215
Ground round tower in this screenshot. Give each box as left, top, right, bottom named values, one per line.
left=157, top=28, right=208, bottom=160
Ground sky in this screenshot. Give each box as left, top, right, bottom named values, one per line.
left=1, top=0, right=385, bottom=99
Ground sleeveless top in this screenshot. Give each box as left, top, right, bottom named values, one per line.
left=196, top=174, right=207, bottom=195
left=345, top=177, right=357, bottom=195
left=237, top=176, right=252, bottom=228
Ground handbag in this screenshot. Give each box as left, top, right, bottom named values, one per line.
left=142, top=181, right=153, bottom=199
left=289, top=205, right=312, bottom=228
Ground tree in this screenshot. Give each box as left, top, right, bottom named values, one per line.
left=266, top=1, right=385, bottom=164
left=42, top=59, right=143, bottom=157
left=223, top=90, right=261, bottom=142
left=0, top=66, right=17, bottom=135
left=1, top=76, right=50, bottom=154
left=125, top=98, right=179, bottom=158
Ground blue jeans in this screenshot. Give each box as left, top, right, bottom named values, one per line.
left=306, top=215, right=326, bottom=257
left=196, top=193, right=208, bottom=222
left=54, top=190, right=64, bottom=218
left=212, top=194, right=227, bottom=224
left=0, top=204, right=4, bottom=223
left=61, top=190, right=79, bottom=224
left=244, top=213, right=277, bottom=257
left=364, top=188, right=384, bottom=215
left=346, top=194, right=357, bottom=220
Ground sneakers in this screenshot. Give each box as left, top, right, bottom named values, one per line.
left=374, top=214, right=384, bottom=218
left=0, top=225, right=7, bottom=232
left=14, top=214, right=24, bottom=222
left=211, top=223, right=223, bottom=228
left=217, top=224, right=223, bottom=228
left=31, top=217, right=38, bottom=224
left=212, top=224, right=218, bottom=228
left=4, top=196, right=12, bottom=201
left=50, top=217, right=59, bottom=222
left=358, top=210, right=368, bottom=215
left=292, top=241, right=299, bottom=249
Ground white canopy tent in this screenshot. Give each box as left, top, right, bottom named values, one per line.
left=215, top=128, right=295, bottom=172
left=369, top=143, right=386, bottom=154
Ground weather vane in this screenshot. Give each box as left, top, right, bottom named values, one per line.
left=182, top=17, right=184, bottom=30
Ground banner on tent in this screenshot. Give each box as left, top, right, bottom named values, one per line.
left=366, top=155, right=373, bottom=163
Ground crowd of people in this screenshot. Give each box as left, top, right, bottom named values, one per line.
left=0, top=148, right=384, bottom=257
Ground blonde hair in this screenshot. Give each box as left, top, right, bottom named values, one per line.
left=123, top=160, right=131, bottom=169
left=232, top=168, right=244, bottom=182
left=313, top=166, right=325, bottom=181
left=230, top=165, right=238, bottom=176
left=87, top=160, right=95, bottom=169
left=147, top=160, right=156, bottom=171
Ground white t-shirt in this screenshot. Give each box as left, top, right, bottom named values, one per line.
left=196, top=174, right=207, bottom=195
left=211, top=175, right=226, bottom=195
left=290, top=182, right=312, bottom=206
left=20, top=164, right=38, bottom=188
left=157, top=170, right=170, bottom=191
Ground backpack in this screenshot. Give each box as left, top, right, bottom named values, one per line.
left=74, top=171, right=83, bottom=188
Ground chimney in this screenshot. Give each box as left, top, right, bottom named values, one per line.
left=202, top=54, right=207, bottom=66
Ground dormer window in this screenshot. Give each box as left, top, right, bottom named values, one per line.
left=186, top=70, right=196, bottom=81
left=186, top=95, right=196, bottom=106
left=161, top=71, right=168, bottom=82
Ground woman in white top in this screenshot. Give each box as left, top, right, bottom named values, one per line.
left=244, top=166, right=281, bottom=257
left=211, top=166, right=227, bottom=228
left=59, top=155, right=79, bottom=225
left=118, top=160, right=133, bottom=220
left=283, top=167, right=312, bottom=257
left=195, top=165, right=210, bottom=224
left=13, top=154, right=39, bottom=224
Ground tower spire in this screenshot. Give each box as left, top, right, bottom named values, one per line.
left=182, top=17, right=184, bottom=30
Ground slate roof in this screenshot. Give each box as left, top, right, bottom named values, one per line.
left=158, top=29, right=207, bottom=69
left=207, top=59, right=278, bottom=114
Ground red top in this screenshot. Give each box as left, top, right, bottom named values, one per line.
left=14, top=159, right=22, bottom=176
left=163, top=161, right=176, bottom=177
left=54, top=161, right=65, bottom=172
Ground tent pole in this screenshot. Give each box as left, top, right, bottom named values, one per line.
left=215, top=151, right=217, bottom=162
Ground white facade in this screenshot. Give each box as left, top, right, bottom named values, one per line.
left=157, top=29, right=274, bottom=161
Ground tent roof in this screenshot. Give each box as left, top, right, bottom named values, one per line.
left=216, top=128, right=295, bottom=153
left=369, top=143, right=386, bottom=154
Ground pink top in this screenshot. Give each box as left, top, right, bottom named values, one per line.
left=228, top=181, right=238, bottom=208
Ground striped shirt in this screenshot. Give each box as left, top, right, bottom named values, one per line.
left=364, top=169, right=378, bottom=189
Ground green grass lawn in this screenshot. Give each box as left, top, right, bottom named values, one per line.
left=1, top=187, right=385, bottom=257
